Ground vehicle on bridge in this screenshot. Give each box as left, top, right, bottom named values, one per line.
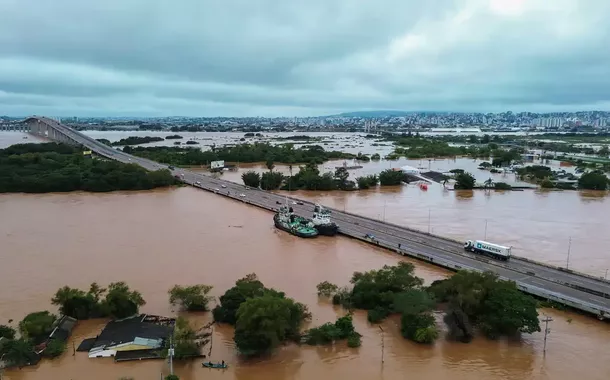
left=464, top=240, right=511, bottom=261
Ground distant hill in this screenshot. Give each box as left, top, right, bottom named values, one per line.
left=331, top=110, right=413, bottom=118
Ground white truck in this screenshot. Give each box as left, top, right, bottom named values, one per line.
left=464, top=240, right=511, bottom=261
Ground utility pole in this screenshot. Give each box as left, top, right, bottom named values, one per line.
left=378, top=325, right=384, bottom=365
left=382, top=200, right=387, bottom=222
left=168, top=335, right=174, bottom=376
left=566, top=237, right=572, bottom=269
left=542, top=315, right=553, bottom=354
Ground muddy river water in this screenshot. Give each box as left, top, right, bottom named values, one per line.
left=1, top=188, right=610, bottom=380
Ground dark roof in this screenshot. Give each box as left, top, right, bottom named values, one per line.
left=91, top=314, right=174, bottom=349
left=49, top=315, right=78, bottom=342
left=77, top=338, right=96, bottom=352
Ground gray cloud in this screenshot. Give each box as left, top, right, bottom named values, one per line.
left=1, top=0, right=609, bottom=116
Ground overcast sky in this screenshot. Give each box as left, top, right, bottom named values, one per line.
left=1, top=0, right=609, bottom=117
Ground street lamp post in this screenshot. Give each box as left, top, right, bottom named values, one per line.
left=484, top=219, right=488, bottom=240
left=566, top=237, right=572, bottom=269
left=427, top=208, right=431, bottom=234
left=383, top=200, right=387, bottom=222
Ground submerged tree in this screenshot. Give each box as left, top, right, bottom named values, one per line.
left=19, top=311, right=56, bottom=344
left=234, top=293, right=310, bottom=357
left=103, top=282, right=146, bottom=319
left=169, top=284, right=214, bottom=311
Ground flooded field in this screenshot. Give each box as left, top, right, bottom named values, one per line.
left=1, top=188, right=610, bottom=380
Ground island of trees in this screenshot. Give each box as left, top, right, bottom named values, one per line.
left=124, top=143, right=354, bottom=166
left=0, top=143, right=177, bottom=193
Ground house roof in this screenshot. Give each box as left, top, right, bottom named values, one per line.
left=49, top=315, right=78, bottom=342
left=89, top=314, right=174, bottom=351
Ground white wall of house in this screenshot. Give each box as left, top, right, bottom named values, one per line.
left=88, top=348, right=117, bottom=358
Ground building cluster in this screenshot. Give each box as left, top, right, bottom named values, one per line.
left=2, top=111, right=610, bottom=133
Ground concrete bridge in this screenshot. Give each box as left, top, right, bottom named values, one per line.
left=16, top=116, right=610, bottom=320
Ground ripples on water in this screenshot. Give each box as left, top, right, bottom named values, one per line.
left=1, top=131, right=610, bottom=379
left=1, top=188, right=610, bottom=380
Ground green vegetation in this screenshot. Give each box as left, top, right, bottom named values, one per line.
left=165, top=135, right=183, bottom=140
left=261, top=171, right=285, bottom=190
left=378, top=169, right=403, bottom=186
left=240, top=162, right=359, bottom=191
left=234, top=293, right=310, bottom=357
left=316, top=281, right=339, bottom=297
left=171, top=317, right=200, bottom=359
left=0, top=324, right=16, bottom=340
left=51, top=282, right=145, bottom=320
left=213, top=274, right=268, bottom=325
left=356, top=174, right=378, bottom=189
left=516, top=165, right=553, bottom=181
left=430, top=271, right=540, bottom=341
left=169, top=284, right=214, bottom=311
left=42, top=339, right=66, bottom=358
left=0, top=143, right=177, bottom=193
left=454, top=172, right=476, bottom=189
left=493, top=182, right=512, bottom=190
left=165, top=375, right=180, bottom=380
left=303, top=314, right=361, bottom=347
left=19, top=311, right=56, bottom=344
left=111, top=136, right=164, bottom=146
left=0, top=338, right=39, bottom=368
left=241, top=171, right=261, bottom=188
left=317, top=265, right=540, bottom=345
left=213, top=274, right=311, bottom=357
left=371, top=153, right=381, bottom=160
left=125, top=143, right=353, bottom=166
left=578, top=171, right=609, bottom=190
left=185, top=140, right=199, bottom=145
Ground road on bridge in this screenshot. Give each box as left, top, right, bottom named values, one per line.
left=34, top=117, right=610, bottom=317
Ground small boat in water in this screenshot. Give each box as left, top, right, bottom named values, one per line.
left=202, top=361, right=228, bottom=369
left=274, top=205, right=318, bottom=238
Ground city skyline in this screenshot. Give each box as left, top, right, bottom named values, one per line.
left=1, top=0, right=610, bottom=117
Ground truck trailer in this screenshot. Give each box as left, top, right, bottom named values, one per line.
left=464, top=240, right=511, bottom=261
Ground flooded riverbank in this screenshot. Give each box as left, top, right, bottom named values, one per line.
left=1, top=188, right=610, bottom=380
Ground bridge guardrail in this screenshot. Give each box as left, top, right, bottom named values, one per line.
left=28, top=117, right=610, bottom=318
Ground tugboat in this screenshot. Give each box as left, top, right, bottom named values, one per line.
left=274, top=205, right=319, bottom=238
left=311, top=204, right=338, bottom=236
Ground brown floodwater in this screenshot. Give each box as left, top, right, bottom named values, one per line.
left=219, top=160, right=610, bottom=277
left=1, top=188, right=610, bottom=380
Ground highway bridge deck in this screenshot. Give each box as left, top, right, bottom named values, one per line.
left=23, top=116, right=610, bottom=320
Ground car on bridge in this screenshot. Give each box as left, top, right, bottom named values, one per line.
left=195, top=181, right=201, bottom=185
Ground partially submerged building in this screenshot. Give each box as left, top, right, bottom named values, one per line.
left=78, top=314, right=174, bottom=361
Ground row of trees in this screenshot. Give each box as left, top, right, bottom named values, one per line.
left=0, top=143, right=177, bottom=193
left=125, top=143, right=354, bottom=166
left=241, top=163, right=404, bottom=191
left=316, top=263, right=540, bottom=344
left=51, top=282, right=146, bottom=320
